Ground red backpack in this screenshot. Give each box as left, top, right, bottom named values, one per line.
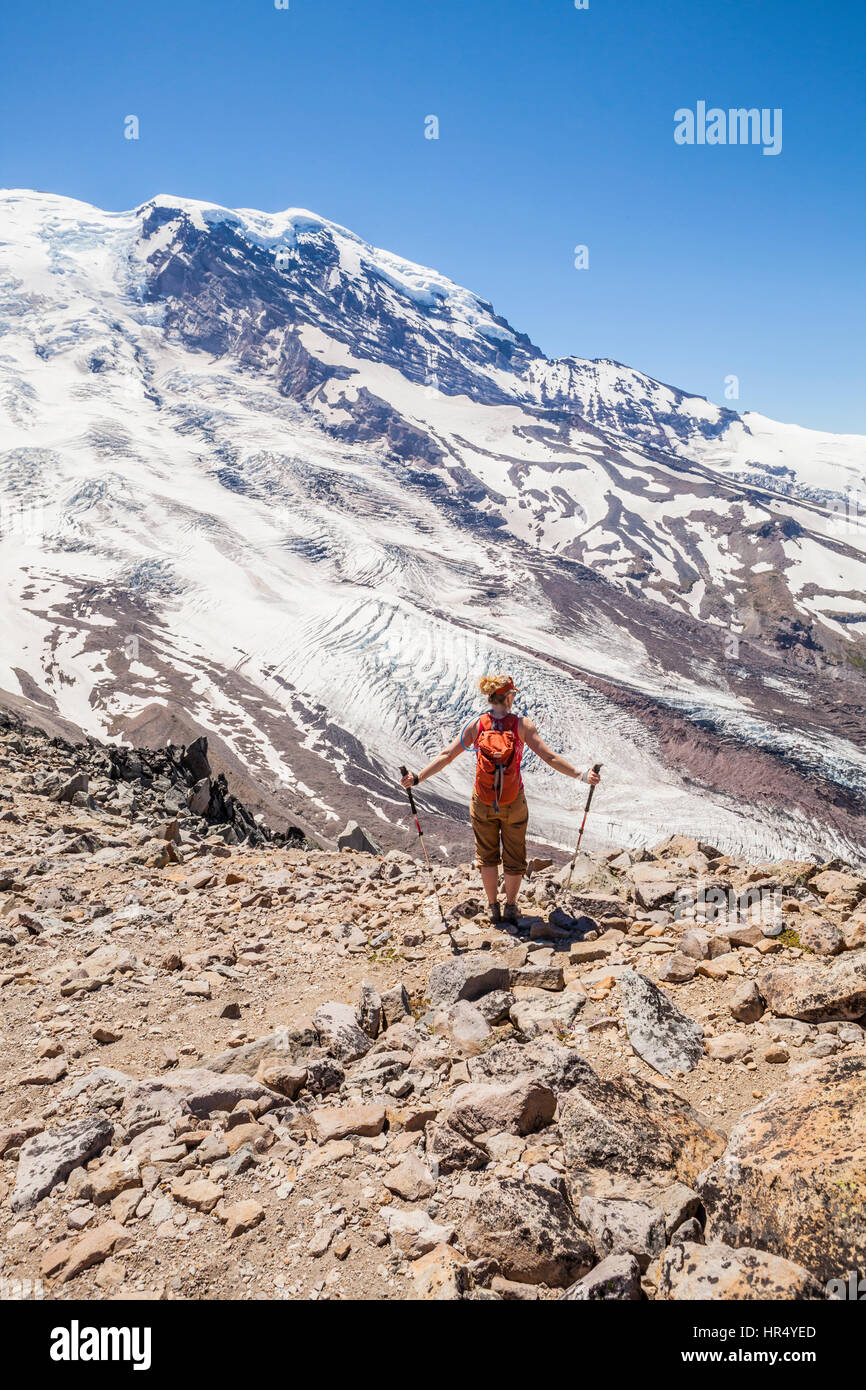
left=473, top=712, right=523, bottom=809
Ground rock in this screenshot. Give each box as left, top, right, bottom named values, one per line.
left=312, top=1002, right=372, bottom=1063
left=705, top=1032, right=753, bottom=1062
left=842, top=916, right=866, bottom=951
left=758, top=950, right=866, bottom=1021
left=309, top=1103, right=386, bottom=1144
left=0, top=1117, right=44, bottom=1157
left=124, top=1068, right=280, bottom=1118
left=463, top=1179, right=594, bottom=1287
left=411, top=1243, right=469, bottom=1299
left=578, top=1195, right=666, bottom=1270
left=11, top=1117, right=113, bottom=1212
left=444, top=1077, right=557, bottom=1140
left=58, top=1221, right=133, bottom=1283
left=697, top=1056, right=866, bottom=1283
left=427, top=952, right=510, bottom=1009
left=657, top=953, right=697, bottom=984
left=475, top=990, right=514, bottom=1024
left=629, top=864, right=679, bottom=910
left=18, top=1055, right=68, bottom=1086
left=760, top=1043, right=790, bottom=1064
left=670, top=1217, right=703, bottom=1245
left=380, top=983, right=411, bottom=1027
left=171, top=1178, right=222, bottom=1212
left=220, top=1200, right=264, bottom=1237
left=254, top=1061, right=307, bottom=1099
left=490, top=1276, right=538, bottom=1300
left=559, top=1066, right=725, bottom=1185
left=654, top=1241, right=824, bottom=1300
left=425, top=1122, right=488, bottom=1174
left=305, top=1057, right=345, bottom=1097
left=468, top=1037, right=595, bottom=1094
left=509, top=991, right=585, bottom=1037
left=797, top=918, right=845, bottom=956
left=729, top=980, right=765, bottom=1023
left=383, top=1207, right=455, bottom=1258
left=618, top=969, right=704, bottom=1077
left=50, top=771, right=88, bottom=804
left=224, top=1122, right=269, bottom=1154
left=432, top=1000, right=491, bottom=1054
left=337, top=821, right=381, bottom=854
left=91, top=1161, right=140, bottom=1206
left=358, top=980, right=382, bottom=1037
left=92, top=1025, right=123, bottom=1044
left=678, top=928, right=711, bottom=960
left=650, top=1182, right=702, bottom=1237
left=508, top=964, right=564, bottom=992
left=383, top=1152, right=437, bottom=1201
left=811, top=870, right=865, bottom=899
left=561, top=1252, right=642, bottom=1301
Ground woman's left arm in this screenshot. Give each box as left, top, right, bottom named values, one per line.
left=520, top=717, right=599, bottom=783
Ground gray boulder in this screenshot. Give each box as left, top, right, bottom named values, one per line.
left=11, top=1116, right=113, bottom=1212
left=561, top=1253, right=642, bottom=1301
left=313, top=1002, right=372, bottom=1063
left=337, top=821, right=381, bottom=854
left=463, top=1179, right=595, bottom=1287
left=618, top=968, right=704, bottom=1076
left=428, top=952, right=510, bottom=1008
left=578, top=1195, right=666, bottom=1270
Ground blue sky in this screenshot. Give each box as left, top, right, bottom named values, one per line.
left=2, top=0, right=864, bottom=432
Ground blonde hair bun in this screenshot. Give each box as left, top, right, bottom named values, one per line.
left=478, top=674, right=511, bottom=700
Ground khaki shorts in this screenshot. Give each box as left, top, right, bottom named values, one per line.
left=470, top=788, right=529, bottom=876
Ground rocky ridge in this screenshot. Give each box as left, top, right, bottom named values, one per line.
left=0, top=713, right=864, bottom=1301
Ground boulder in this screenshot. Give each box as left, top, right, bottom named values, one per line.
left=463, top=1179, right=594, bottom=1287
left=123, top=1068, right=280, bottom=1118
left=380, top=982, right=411, bottom=1027
left=728, top=980, right=765, bottom=1024
left=654, top=1241, right=824, bottom=1300
left=559, top=1065, right=725, bottom=1185
left=811, top=870, right=866, bottom=899
left=467, top=1038, right=595, bottom=1094
left=427, top=952, right=510, bottom=1009
left=697, top=1055, right=866, bottom=1283
left=444, top=1076, right=557, bottom=1140
left=312, top=1002, right=372, bottom=1062
left=11, top=1117, right=113, bottom=1212
left=509, top=991, right=585, bottom=1037
left=758, top=950, right=866, bottom=1021
left=797, top=918, right=845, bottom=956
left=308, top=1103, right=386, bottom=1144
left=337, top=821, right=381, bottom=855
left=618, top=969, right=704, bottom=1077
left=431, top=1000, right=491, bottom=1054
left=561, top=1252, right=642, bottom=1301
left=578, top=1195, right=666, bottom=1270
left=383, top=1207, right=455, bottom=1258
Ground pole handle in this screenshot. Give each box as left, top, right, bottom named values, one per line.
left=399, top=765, right=418, bottom=815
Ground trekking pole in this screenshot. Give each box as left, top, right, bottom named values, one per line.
left=567, top=763, right=603, bottom=888
left=399, top=765, right=460, bottom=955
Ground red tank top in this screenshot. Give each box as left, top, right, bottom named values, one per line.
left=473, top=712, right=524, bottom=807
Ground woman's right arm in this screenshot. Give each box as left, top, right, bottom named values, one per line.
left=400, top=723, right=476, bottom=788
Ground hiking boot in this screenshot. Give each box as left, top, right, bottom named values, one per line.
left=487, top=900, right=502, bottom=925
left=503, top=902, right=520, bottom=925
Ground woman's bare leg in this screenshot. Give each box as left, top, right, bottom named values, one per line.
left=504, top=872, right=523, bottom=906
left=479, top=864, right=499, bottom=903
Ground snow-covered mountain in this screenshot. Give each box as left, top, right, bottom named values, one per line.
left=1, top=188, right=865, bottom=863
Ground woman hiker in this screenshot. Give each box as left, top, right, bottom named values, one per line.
left=400, top=674, right=601, bottom=925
